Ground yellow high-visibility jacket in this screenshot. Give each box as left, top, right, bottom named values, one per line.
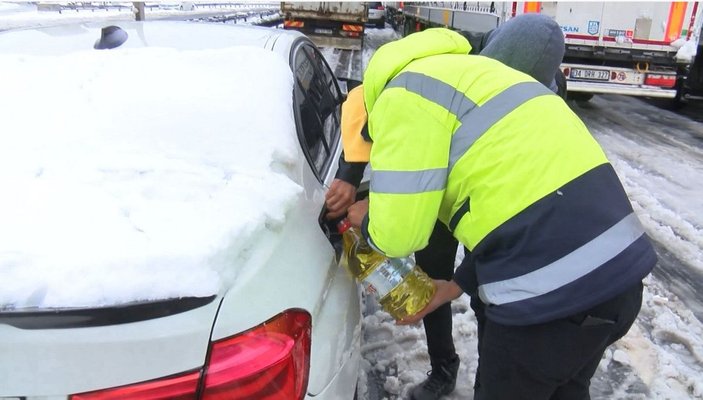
left=361, top=28, right=655, bottom=325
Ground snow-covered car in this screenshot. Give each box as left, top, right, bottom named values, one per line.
left=367, top=2, right=385, bottom=28
left=0, top=21, right=361, bottom=399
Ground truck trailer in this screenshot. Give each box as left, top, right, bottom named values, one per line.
left=397, top=1, right=702, bottom=105
left=281, top=2, right=367, bottom=50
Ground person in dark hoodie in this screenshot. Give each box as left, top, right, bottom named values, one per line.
left=341, top=14, right=656, bottom=400
left=471, top=14, right=568, bottom=98
left=325, top=14, right=571, bottom=400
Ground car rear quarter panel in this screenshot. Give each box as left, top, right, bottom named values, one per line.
left=211, top=194, right=361, bottom=397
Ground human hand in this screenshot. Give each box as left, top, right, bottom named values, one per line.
left=347, top=198, right=369, bottom=228
left=325, top=179, right=358, bottom=219
left=396, top=279, right=464, bottom=325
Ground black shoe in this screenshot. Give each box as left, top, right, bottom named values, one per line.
left=410, top=356, right=460, bottom=400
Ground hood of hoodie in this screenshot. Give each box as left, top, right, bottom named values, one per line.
left=362, top=28, right=471, bottom=114
left=479, top=14, right=565, bottom=91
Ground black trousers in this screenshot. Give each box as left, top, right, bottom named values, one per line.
left=414, top=222, right=459, bottom=363
left=472, top=281, right=644, bottom=400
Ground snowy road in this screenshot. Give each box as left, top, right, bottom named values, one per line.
left=571, top=95, right=703, bottom=321
left=352, top=27, right=703, bottom=400
left=573, top=95, right=703, bottom=400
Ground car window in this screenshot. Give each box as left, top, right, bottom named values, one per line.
left=292, top=42, right=343, bottom=183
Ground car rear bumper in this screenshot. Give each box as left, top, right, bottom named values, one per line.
left=0, top=298, right=219, bottom=396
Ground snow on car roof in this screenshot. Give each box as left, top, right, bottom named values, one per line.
left=0, top=21, right=302, bottom=56
left=0, top=39, right=304, bottom=309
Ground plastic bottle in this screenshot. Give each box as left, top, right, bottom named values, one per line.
left=337, top=218, right=436, bottom=320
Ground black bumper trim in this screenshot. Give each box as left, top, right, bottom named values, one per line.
left=0, top=295, right=216, bottom=329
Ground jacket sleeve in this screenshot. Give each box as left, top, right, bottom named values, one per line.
left=362, top=92, right=450, bottom=258
left=335, top=152, right=366, bottom=187
left=452, top=248, right=478, bottom=296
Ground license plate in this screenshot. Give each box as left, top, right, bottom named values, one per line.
left=570, top=68, right=610, bottom=81
left=314, top=28, right=333, bottom=35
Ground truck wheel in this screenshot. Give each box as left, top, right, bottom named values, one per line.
left=667, top=79, right=685, bottom=109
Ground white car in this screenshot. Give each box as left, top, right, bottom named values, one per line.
left=367, top=2, right=385, bottom=28
left=0, top=21, right=361, bottom=399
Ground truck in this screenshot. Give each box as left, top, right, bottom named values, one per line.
left=281, top=2, right=367, bottom=50
left=396, top=2, right=502, bottom=37
left=395, top=2, right=703, bottom=105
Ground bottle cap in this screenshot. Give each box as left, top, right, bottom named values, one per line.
left=337, top=218, right=352, bottom=233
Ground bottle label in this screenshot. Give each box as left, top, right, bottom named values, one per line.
left=362, top=258, right=413, bottom=299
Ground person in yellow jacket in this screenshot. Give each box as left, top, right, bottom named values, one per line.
left=334, top=14, right=571, bottom=400
left=345, top=27, right=656, bottom=400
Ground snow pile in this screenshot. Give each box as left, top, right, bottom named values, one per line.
left=674, top=38, right=699, bottom=63
left=673, top=14, right=702, bottom=63
left=0, top=46, right=302, bottom=309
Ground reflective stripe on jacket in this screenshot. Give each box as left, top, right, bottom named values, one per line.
left=362, top=28, right=655, bottom=325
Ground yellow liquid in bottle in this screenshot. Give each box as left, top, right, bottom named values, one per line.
left=338, top=222, right=435, bottom=321
left=378, top=265, right=436, bottom=320
left=342, top=230, right=385, bottom=279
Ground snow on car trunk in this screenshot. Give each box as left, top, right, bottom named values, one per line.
left=0, top=46, right=303, bottom=309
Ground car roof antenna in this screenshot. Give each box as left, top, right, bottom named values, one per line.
left=94, top=26, right=128, bottom=50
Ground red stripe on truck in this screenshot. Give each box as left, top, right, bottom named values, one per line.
left=687, top=2, right=699, bottom=40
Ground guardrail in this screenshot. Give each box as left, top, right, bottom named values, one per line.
left=403, top=4, right=500, bottom=33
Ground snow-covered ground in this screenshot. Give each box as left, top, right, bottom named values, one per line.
left=2, top=4, right=702, bottom=399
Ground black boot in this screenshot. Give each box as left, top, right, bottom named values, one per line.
left=410, top=356, right=460, bottom=400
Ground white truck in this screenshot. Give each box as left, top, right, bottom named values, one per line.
left=397, top=1, right=702, bottom=104
left=281, top=2, right=367, bottom=50
left=533, top=1, right=702, bottom=104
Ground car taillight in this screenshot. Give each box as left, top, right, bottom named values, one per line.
left=70, top=309, right=311, bottom=400
left=201, top=309, right=311, bottom=400
left=644, top=73, right=677, bottom=88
